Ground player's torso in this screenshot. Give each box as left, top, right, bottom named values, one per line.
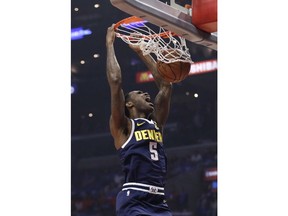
left=118, top=118, right=167, bottom=186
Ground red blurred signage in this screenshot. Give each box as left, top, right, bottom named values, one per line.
left=135, top=71, right=154, bottom=83
left=189, top=59, right=217, bottom=75
left=135, top=59, right=217, bottom=83
left=204, top=167, right=217, bottom=181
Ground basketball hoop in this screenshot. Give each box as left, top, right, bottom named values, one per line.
left=114, top=16, right=193, bottom=64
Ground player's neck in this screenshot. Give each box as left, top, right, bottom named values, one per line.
left=129, top=111, right=148, bottom=119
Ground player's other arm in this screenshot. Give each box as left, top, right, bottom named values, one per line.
left=106, top=24, right=130, bottom=149
left=151, top=75, right=172, bottom=131
left=130, top=45, right=172, bottom=130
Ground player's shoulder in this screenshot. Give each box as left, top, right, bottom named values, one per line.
left=111, top=117, right=133, bottom=150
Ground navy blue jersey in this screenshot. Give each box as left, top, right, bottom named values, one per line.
left=116, top=118, right=171, bottom=216
left=118, top=118, right=168, bottom=187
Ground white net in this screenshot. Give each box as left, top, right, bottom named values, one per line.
left=115, top=17, right=193, bottom=64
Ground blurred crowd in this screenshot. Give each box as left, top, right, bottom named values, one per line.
left=71, top=145, right=217, bottom=216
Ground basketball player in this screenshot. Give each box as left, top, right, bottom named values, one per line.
left=106, top=24, right=173, bottom=216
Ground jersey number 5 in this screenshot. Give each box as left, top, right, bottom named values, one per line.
left=149, top=142, right=159, bottom=161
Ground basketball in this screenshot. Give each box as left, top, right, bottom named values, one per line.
left=157, top=60, right=191, bottom=83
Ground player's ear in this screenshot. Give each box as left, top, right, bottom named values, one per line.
left=125, top=101, right=133, bottom=109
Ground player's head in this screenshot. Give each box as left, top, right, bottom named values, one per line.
left=125, top=90, right=154, bottom=118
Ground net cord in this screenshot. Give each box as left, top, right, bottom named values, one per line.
left=115, top=22, right=193, bottom=64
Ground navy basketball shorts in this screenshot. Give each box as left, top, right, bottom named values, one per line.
left=116, top=183, right=172, bottom=216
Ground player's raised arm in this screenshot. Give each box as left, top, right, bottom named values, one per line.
left=129, top=44, right=172, bottom=130
left=106, top=24, right=130, bottom=148
left=151, top=72, right=172, bottom=131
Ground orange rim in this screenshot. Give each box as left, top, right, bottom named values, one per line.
left=114, top=16, right=178, bottom=39
left=114, top=16, right=145, bottom=30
